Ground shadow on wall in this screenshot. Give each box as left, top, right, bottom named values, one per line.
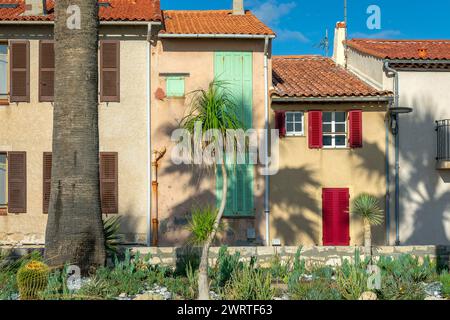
left=398, top=96, right=450, bottom=245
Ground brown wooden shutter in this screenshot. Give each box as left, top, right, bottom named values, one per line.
left=43, top=152, right=52, bottom=213
left=100, top=41, right=120, bottom=102
left=8, top=152, right=26, bottom=213
left=10, top=41, right=30, bottom=102
left=39, top=41, right=55, bottom=102
left=100, top=152, right=118, bottom=214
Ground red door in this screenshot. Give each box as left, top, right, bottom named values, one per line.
left=322, top=188, right=350, bottom=246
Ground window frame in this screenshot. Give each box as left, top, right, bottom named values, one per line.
left=0, top=42, right=9, bottom=103
left=0, top=152, right=7, bottom=208
left=285, top=111, right=304, bottom=136
left=165, top=76, right=185, bottom=98
left=322, top=111, right=347, bottom=149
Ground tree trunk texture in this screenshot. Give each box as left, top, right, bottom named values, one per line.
left=198, top=162, right=228, bottom=300
left=364, top=220, right=372, bottom=261
left=45, top=0, right=106, bottom=274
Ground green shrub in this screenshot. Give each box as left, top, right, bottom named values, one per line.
left=175, top=246, right=200, bottom=277
left=287, top=247, right=306, bottom=291
left=335, top=251, right=368, bottom=300
left=212, top=246, right=242, bottom=288
left=311, top=265, right=334, bottom=280
left=186, top=206, right=218, bottom=245
left=222, top=266, right=274, bottom=300
left=440, top=271, right=450, bottom=299
left=290, top=279, right=342, bottom=300
left=377, top=273, right=426, bottom=300
left=0, top=271, right=17, bottom=300
left=270, top=253, right=290, bottom=283
left=377, top=254, right=435, bottom=283
left=16, top=260, right=49, bottom=300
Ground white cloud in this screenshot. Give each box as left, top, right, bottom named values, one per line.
left=349, top=30, right=402, bottom=39
left=276, top=29, right=310, bottom=43
left=249, top=0, right=297, bottom=25
left=248, top=1, right=308, bottom=43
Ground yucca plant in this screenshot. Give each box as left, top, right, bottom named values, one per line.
left=103, top=216, right=122, bottom=256
left=180, top=80, right=243, bottom=300
left=351, top=194, right=384, bottom=260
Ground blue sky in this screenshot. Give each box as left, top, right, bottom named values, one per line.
left=161, top=0, right=450, bottom=56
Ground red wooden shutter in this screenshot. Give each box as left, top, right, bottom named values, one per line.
left=349, top=110, right=363, bottom=148
left=275, top=111, right=286, bottom=138
left=322, top=188, right=350, bottom=246
left=100, top=152, right=118, bottom=214
left=10, top=41, right=30, bottom=102
left=43, top=152, right=52, bottom=213
left=8, top=152, right=26, bottom=213
left=308, top=111, right=323, bottom=149
left=100, top=41, right=120, bottom=102
left=39, top=41, right=55, bottom=102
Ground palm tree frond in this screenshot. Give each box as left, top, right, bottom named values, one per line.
left=351, top=193, right=384, bottom=226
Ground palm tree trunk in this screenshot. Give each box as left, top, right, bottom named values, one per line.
left=364, top=219, right=372, bottom=261
left=198, top=162, right=227, bottom=300
left=44, top=0, right=106, bottom=274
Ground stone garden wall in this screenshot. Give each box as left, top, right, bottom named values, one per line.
left=131, top=245, right=450, bottom=269
left=2, top=245, right=449, bottom=269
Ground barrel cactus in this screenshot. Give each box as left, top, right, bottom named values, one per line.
left=17, top=260, right=50, bottom=300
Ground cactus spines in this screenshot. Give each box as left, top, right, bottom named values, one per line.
left=17, top=260, right=49, bottom=300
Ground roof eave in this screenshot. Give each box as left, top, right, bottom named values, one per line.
left=0, top=20, right=162, bottom=25
left=158, top=33, right=276, bottom=39
left=272, top=95, right=394, bottom=103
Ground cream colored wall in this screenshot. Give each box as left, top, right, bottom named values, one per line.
left=150, top=38, right=269, bottom=246
left=270, top=102, right=388, bottom=246
left=0, top=26, right=150, bottom=245
left=395, top=71, right=450, bottom=245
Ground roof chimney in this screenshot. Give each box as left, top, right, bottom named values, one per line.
left=332, top=21, right=347, bottom=67
left=23, top=0, right=46, bottom=16
left=232, top=0, right=245, bottom=15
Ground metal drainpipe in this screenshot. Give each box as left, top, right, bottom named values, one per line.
left=146, top=23, right=152, bottom=247
left=263, top=36, right=270, bottom=246
left=151, top=148, right=167, bottom=246
left=384, top=61, right=400, bottom=246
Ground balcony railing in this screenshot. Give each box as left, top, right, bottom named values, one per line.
left=436, top=119, right=450, bottom=164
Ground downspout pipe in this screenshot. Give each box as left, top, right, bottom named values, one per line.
left=146, top=23, right=153, bottom=247
left=263, top=36, right=270, bottom=246
left=383, top=61, right=400, bottom=246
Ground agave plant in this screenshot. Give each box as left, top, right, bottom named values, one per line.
left=180, top=80, right=243, bottom=300
left=103, top=216, right=122, bottom=256
left=351, top=194, right=384, bottom=260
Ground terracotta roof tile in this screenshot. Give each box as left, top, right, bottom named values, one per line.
left=0, top=0, right=162, bottom=22
left=161, top=10, right=274, bottom=36
left=272, top=55, right=391, bottom=98
left=346, top=39, right=450, bottom=60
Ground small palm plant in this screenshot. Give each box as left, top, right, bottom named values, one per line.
left=351, top=194, right=384, bottom=260
left=180, top=80, right=242, bottom=300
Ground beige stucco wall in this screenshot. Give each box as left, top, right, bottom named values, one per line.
left=0, top=26, right=150, bottom=245
left=270, top=102, right=388, bottom=246
left=150, top=38, right=270, bottom=246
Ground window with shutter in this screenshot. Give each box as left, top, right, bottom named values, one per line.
left=100, top=41, right=120, bottom=102
left=275, top=111, right=286, bottom=138
left=322, top=188, right=350, bottom=246
left=0, top=44, right=8, bottom=101
left=100, top=152, right=118, bottom=214
left=0, top=153, right=6, bottom=209
left=9, top=41, right=29, bottom=102
left=42, top=152, right=52, bottom=213
left=308, top=111, right=323, bottom=148
left=166, top=76, right=185, bottom=97
left=348, top=110, right=363, bottom=148
left=39, top=41, right=55, bottom=102
left=215, top=52, right=254, bottom=217
left=8, top=152, right=26, bottom=213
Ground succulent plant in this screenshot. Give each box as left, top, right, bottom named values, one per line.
left=16, top=260, right=49, bottom=300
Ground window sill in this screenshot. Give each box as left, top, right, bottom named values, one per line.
left=223, top=215, right=255, bottom=220
left=286, top=133, right=305, bottom=137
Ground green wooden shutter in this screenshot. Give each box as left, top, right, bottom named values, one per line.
left=214, top=52, right=254, bottom=217
left=166, top=76, right=185, bottom=97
